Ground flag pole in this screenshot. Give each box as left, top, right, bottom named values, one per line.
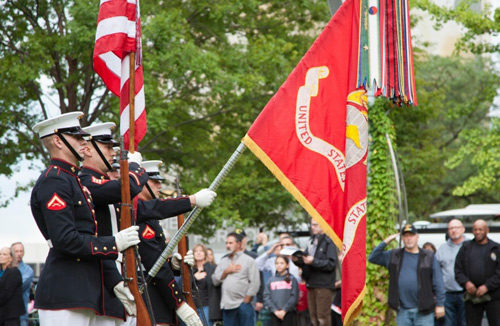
left=120, top=50, right=153, bottom=325
left=143, top=143, right=246, bottom=284
left=129, top=52, right=136, bottom=154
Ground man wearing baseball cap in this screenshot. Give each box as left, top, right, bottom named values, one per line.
left=31, top=112, right=140, bottom=325
left=369, top=224, right=445, bottom=325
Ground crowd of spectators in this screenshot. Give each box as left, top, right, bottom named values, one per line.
left=369, top=219, right=500, bottom=326
left=185, top=218, right=338, bottom=326
left=9, top=217, right=498, bottom=326
left=0, top=242, right=33, bottom=326
left=189, top=217, right=499, bottom=326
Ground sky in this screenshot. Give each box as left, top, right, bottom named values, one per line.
left=0, top=163, right=46, bottom=248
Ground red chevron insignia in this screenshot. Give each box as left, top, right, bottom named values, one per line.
left=142, top=225, right=155, bottom=240
left=46, top=193, right=67, bottom=211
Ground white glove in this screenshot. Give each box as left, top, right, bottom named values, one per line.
left=184, top=250, right=194, bottom=267
left=171, top=253, right=182, bottom=271
left=115, top=225, right=140, bottom=251
left=127, top=151, right=142, bottom=165
left=176, top=302, right=203, bottom=326
left=113, top=281, right=137, bottom=316
left=193, top=189, right=217, bottom=208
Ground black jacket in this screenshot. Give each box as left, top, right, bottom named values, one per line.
left=455, top=239, right=500, bottom=300
left=388, top=248, right=435, bottom=312
left=80, top=163, right=148, bottom=236
left=0, top=267, right=25, bottom=321
left=138, top=212, right=190, bottom=324
left=296, top=234, right=337, bottom=289
left=191, top=262, right=222, bottom=322
left=79, top=163, right=148, bottom=319
left=31, top=159, right=120, bottom=313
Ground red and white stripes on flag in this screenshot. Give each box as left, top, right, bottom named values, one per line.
left=93, top=0, right=147, bottom=150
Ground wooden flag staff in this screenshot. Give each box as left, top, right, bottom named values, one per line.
left=119, top=51, right=153, bottom=326
left=175, top=178, right=197, bottom=310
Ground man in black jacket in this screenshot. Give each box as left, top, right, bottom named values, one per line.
left=455, top=219, right=500, bottom=326
left=293, top=218, right=337, bottom=326
left=369, top=224, right=445, bottom=326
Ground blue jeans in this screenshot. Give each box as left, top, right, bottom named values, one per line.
left=444, top=292, right=465, bottom=326
left=20, top=314, right=29, bottom=326
left=197, top=305, right=211, bottom=326
left=222, top=302, right=255, bottom=326
left=397, top=308, right=434, bottom=326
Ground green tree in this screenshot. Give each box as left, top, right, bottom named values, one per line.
left=414, top=0, right=500, bottom=199
left=390, top=54, right=499, bottom=217
left=416, top=0, right=500, bottom=54
left=0, top=0, right=331, bottom=232
left=0, top=0, right=115, bottom=169
left=360, top=54, right=498, bottom=324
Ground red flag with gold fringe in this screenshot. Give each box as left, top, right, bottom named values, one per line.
left=242, top=0, right=367, bottom=323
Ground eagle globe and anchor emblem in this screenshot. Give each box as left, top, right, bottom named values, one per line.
left=295, top=66, right=368, bottom=190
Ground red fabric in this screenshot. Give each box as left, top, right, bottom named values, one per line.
left=93, top=0, right=146, bottom=150
left=297, top=282, right=309, bottom=312
left=243, top=0, right=366, bottom=322
left=46, top=193, right=66, bottom=211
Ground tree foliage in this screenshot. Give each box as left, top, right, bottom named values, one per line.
left=412, top=0, right=500, bottom=202
left=359, top=98, right=398, bottom=325
left=0, top=0, right=115, bottom=171
left=415, top=0, right=500, bottom=54
left=0, top=0, right=330, bottom=234
left=389, top=54, right=499, bottom=217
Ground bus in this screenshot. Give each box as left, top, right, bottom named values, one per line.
left=413, top=204, right=500, bottom=248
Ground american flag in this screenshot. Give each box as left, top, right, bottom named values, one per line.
left=93, top=0, right=146, bottom=150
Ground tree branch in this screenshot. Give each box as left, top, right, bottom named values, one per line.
left=140, top=107, right=236, bottom=150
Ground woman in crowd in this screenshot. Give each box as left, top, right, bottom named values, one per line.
left=206, top=248, right=216, bottom=266
left=423, top=242, right=437, bottom=253
left=192, top=244, right=221, bottom=325
left=264, top=255, right=299, bottom=326
left=0, top=247, right=25, bottom=326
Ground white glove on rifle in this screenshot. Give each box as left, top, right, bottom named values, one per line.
left=171, top=253, right=182, bottom=271
left=193, top=189, right=217, bottom=208
left=184, top=250, right=194, bottom=267
left=113, top=281, right=137, bottom=316
left=115, top=226, right=140, bottom=251
left=171, top=250, right=194, bottom=270
left=176, top=302, right=203, bottom=326
left=127, top=151, right=143, bottom=165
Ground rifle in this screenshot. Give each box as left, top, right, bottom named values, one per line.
left=175, top=177, right=197, bottom=310
left=119, top=51, right=152, bottom=326
left=144, top=143, right=246, bottom=284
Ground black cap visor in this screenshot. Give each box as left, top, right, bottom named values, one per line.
left=90, top=135, right=120, bottom=146
left=41, top=126, right=89, bottom=139
left=147, top=172, right=165, bottom=181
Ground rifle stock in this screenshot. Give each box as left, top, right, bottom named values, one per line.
left=120, top=145, right=152, bottom=326
left=175, top=178, right=197, bottom=310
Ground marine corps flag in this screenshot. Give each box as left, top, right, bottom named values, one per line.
left=242, top=0, right=367, bottom=323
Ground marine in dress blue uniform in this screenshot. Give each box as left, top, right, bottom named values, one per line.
left=137, top=161, right=216, bottom=325
left=79, top=122, right=149, bottom=321
left=78, top=123, right=207, bottom=325
left=30, top=112, right=139, bottom=325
